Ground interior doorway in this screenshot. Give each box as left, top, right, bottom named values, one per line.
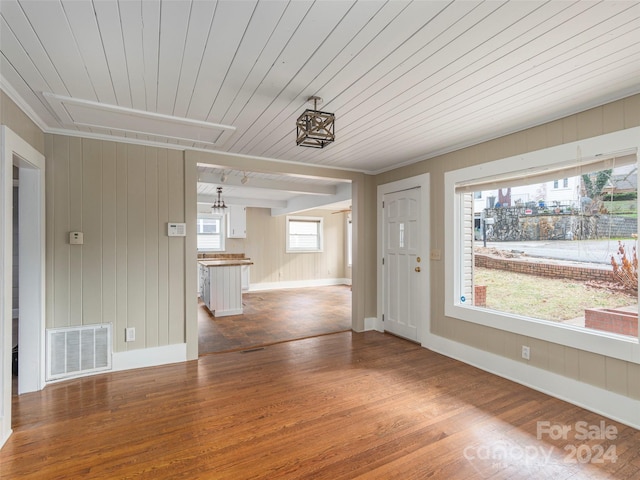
left=1, top=126, right=46, bottom=448
left=194, top=164, right=354, bottom=355
left=11, top=169, right=18, bottom=396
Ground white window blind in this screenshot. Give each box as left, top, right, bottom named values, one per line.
left=286, top=216, right=323, bottom=252
left=455, top=152, right=636, bottom=193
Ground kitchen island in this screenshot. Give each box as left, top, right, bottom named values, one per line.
left=198, top=257, right=253, bottom=317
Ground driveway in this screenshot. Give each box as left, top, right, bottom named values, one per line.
left=484, top=239, right=637, bottom=265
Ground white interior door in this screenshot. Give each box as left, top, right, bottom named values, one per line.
left=383, top=187, right=422, bottom=341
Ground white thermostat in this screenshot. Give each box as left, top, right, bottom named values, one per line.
left=167, top=223, right=186, bottom=237
left=69, top=231, right=84, bottom=245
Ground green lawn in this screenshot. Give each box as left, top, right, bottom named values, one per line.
left=474, top=267, right=636, bottom=321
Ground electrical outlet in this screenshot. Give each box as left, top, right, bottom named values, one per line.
left=125, top=327, right=136, bottom=342
left=521, top=345, right=530, bottom=360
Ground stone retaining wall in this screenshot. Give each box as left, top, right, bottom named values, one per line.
left=484, top=207, right=637, bottom=241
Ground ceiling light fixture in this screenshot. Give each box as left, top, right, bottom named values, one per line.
left=211, top=186, right=227, bottom=213
left=296, top=96, right=335, bottom=148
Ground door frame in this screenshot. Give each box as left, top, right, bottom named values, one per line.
left=377, top=173, right=430, bottom=345
left=1, top=126, right=46, bottom=448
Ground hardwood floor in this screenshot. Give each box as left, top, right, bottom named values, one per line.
left=198, top=285, right=352, bottom=354
left=2, top=331, right=638, bottom=479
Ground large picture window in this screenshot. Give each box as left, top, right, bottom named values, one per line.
left=445, top=127, right=640, bottom=363
left=197, top=215, right=225, bottom=251
left=286, top=216, right=323, bottom=253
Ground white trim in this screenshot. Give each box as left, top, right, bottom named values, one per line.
left=111, top=344, right=188, bottom=372
left=444, top=127, right=640, bottom=364
left=1, top=126, right=46, bottom=449
left=286, top=215, right=324, bottom=253
left=211, top=308, right=243, bottom=317
left=377, top=173, right=431, bottom=345
left=17, top=165, right=46, bottom=394
left=248, top=278, right=351, bottom=292
left=42, top=92, right=236, bottom=147
left=363, top=316, right=383, bottom=332
left=423, top=334, right=640, bottom=430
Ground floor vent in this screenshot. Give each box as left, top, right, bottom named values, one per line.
left=46, top=324, right=112, bottom=380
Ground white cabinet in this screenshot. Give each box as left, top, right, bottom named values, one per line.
left=227, top=205, right=246, bottom=238
left=241, top=265, right=250, bottom=291
left=201, top=264, right=243, bottom=317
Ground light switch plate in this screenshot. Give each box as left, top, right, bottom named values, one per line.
left=430, top=249, right=441, bottom=260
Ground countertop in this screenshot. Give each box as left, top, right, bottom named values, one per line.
left=198, top=258, right=253, bottom=267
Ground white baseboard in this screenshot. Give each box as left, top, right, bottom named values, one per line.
left=0, top=424, right=12, bottom=450
left=213, top=308, right=243, bottom=317
left=423, top=334, right=640, bottom=430
left=248, top=278, right=351, bottom=292
left=363, top=316, right=383, bottom=332
left=112, top=343, right=188, bottom=372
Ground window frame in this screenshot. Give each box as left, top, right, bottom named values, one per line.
left=347, top=216, right=353, bottom=267
left=196, top=213, right=225, bottom=252
left=286, top=215, right=324, bottom=253
left=444, top=127, right=640, bottom=364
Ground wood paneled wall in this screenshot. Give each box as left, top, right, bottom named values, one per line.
left=376, top=93, right=640, bottom=401
left=0, top=91, right=44, bottom=155
left=223, top=208, right=348, bottom=285
left=45, top=135, right=186, bottom=353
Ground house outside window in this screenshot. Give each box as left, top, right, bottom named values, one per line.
left=197, top=215, right=225, bottom=251
left=286, top=216, right=323, bottom=253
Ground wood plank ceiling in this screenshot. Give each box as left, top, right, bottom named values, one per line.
left=2, top=0, right=640, bottom=176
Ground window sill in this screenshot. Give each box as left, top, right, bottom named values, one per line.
left=445, top=303, right=640, bottom=364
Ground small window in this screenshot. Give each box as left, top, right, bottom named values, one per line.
left=286, top=216, right=323, bottom=253
left=197, top=215, right=225, bottom=251
left=563, top=177, right=569, bottom=188
left=553, top=179, right=559, bottom=188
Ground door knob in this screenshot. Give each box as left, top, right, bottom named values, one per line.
left=415, top=266, right=421, bottom=272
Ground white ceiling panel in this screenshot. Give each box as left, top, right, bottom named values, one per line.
left=1, top=0, right=639, bottom=175
left=91, top=0, right=133, bottom=108
left=186, top=0, right=257, bottom=121
left=17, top=0, right=97, bottom=101
left=60, top=0, right=118, bottom=106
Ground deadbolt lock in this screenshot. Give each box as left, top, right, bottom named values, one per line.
left=417, top=257, right=421, bottom=263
